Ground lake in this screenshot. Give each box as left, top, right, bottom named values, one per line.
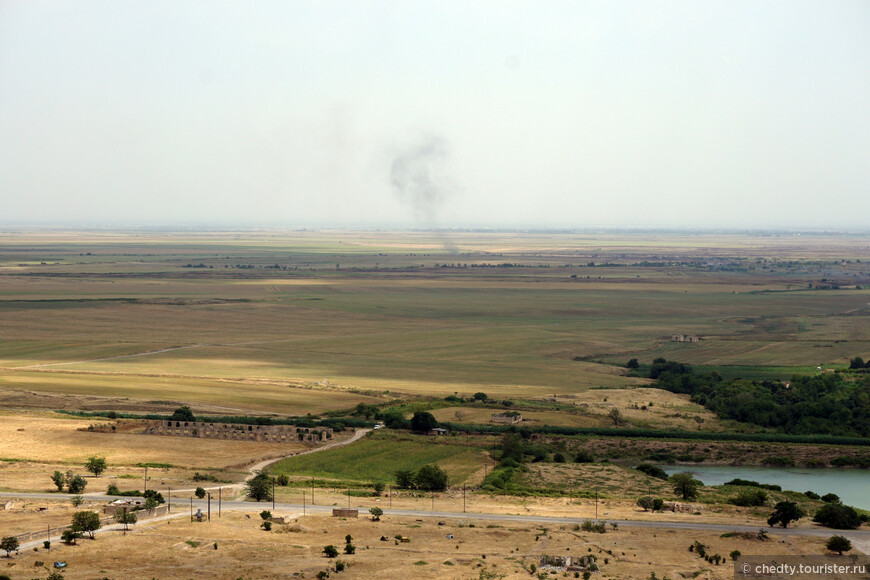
left=657, top=464, right=870, bottom=510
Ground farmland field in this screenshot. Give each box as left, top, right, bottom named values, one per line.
left=0, top=229, right=868, bottom=415
left=269, top=432, right=489, bottom=485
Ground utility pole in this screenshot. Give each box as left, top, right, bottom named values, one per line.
left=463, top=485, right=466, bottom=513
left=302, top=490, right=306, bottom=515
left=389, top=486, right=392, bottom=509
left=595, top=491, right=598, bottom=520
left=207, top=493, right=211, bottom=521
left=431, top=493, right=434, bottom=511
left=347, top=488, right=350, bottom=508
left=144, top=466, right=148, bottom=492
left=311, top=478, right=314, bottom=505
left=272, top=479, right=275, bottom=511
left=218, top=487, right=221, bottom=517
left=168, top=487, right=171, bottom=514
left=189, top=497, right=192, bottom=521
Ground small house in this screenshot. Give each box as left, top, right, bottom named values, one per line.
left=428, top=427, right=448, bottom=436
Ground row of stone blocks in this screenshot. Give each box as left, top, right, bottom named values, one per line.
left=142, top=420, right=332, bottom=443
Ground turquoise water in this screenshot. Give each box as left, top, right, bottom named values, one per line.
left=657, top=464, right=870, bottom=510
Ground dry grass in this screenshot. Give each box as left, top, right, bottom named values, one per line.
left=0, top=509, right=827, bottom=579
left=0, top=411, right=309, bottom=470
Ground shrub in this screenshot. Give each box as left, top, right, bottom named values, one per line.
left=637, top=497, right=654, bottom=511
left=652, top=498, right=664, bottom=511
left=323, top=545, right=339, bottom=558
left=635, top=464, right=668, bottom=480
left=826, top=535, right=852, bottom=555
left=821, top=493, right=840, bottom=504
left=260, top=510, right=272, bottom=520
left=195, top=487, right=206, bottom=499
left=730, top=489, right=768, bottom=507
left=276, top=474, right=290, bottom=486
left=804, top=491, right=821, bottom=500
left=580, top=520, right=606, bottom=533
left=574, top=451, right=595, bottom=463
left=369, top=507, right=383, bottom=521
left=344, top=543, right=355, bottom=554
left=261, top=521, right=272, bottom=531
left=553, top=452, right=567, bottom=463
left=814, top=503, right=862, bottom=530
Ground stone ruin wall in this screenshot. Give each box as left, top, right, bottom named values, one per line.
left=142, top=420, right=332, bottom=443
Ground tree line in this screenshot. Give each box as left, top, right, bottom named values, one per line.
left=647, top=359, right=870, bottom=436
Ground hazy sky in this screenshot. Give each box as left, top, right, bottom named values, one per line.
left=2, top=1, right=868, bottom=229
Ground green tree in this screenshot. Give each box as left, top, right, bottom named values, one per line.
left=195, top=487, right=206, bottom=499
left=70, top=494, right=84, bottom=507
left=170, top=406, right=195, bottom=422
left=373, top=481, right=385, bottom=496
left=67, top=474, right=87, bottom=494
left=637, top=497, right=654, bottom=511
left=143, top=497, right=159, bottom=511
left=0, top=536, right=18, bottom=557
left=344, top=543, right=356, bottom=554
left=669, top=473, right=702, bottom=500
left=260, top=510, right=272, bottom=520
left=323, top=544, right=339, bottom=558
left=826, top=535, right=853, bottom=555
left=245, top=471, right=273, bottom=502
left=410, top=411, right=437, bottom=433
left=813, top=503, right=862, bottom=529
left=415, top=464, right=448, bottom=491
left=50, top=470, right=65, bottom=491
left=849, top=357, right=865, bottom=370
left=85, top=456, right=107, bottom=477
left=767, top=501, right=805, bottom=528
left=107, top=483, right=121, bottom=496
left=369, top=507, right=383, bottom=521
left=276, top=474, right=290, bottom=486
left=114, top=509, right=137, bottom=531
left=71, top=510, right=102, bottom=539
left=395, top=470, right=415, bottom=489
left=626, top=358, right=640, bottom=369
left=473, top=392, right=488, bottom=402
left=143, top=489, right=164, bottom=504
left=61, top=529, right=82, bottom=544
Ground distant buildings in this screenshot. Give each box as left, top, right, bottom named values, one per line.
left=671, top=334, right=699, bottom=343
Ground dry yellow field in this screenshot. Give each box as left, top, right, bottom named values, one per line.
left=0, top=510, right=829, bottom=580
left=0, top=411, right=310, bottom=468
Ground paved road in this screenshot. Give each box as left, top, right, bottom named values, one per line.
left=7, top=491, right=870, bottom=545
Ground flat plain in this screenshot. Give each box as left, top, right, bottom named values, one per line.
left=2, top=229, right=870, bottom=577
left=1, top=229, right=868, bottom=415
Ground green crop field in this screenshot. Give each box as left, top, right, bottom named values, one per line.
left=1, top=229, right=868, bottom=416
left=269, top=432, right=488, bottom=484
